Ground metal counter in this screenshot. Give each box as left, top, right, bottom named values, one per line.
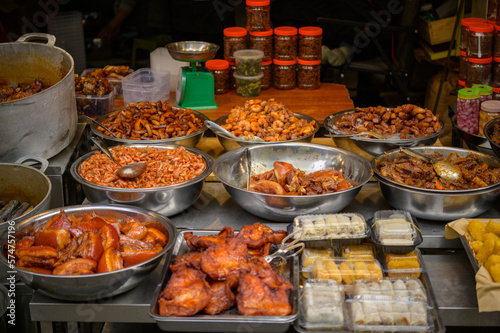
left=29, top=182, right=500, bottom=332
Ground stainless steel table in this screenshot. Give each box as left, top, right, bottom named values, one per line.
left=29, top=182, right=500, bottom=332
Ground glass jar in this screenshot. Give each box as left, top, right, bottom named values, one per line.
left=229, top=61, right=237, bottom=89
left=461, top=18, right=486, bottom=51
left=479, top=100, right=500, bottom=135
left=273, top=59, right=296, bottom=90
left=223, top=27, right=248, bottom=62
left=457, top=79, right=466, bottom=90
left=495, top=25, right=500, bottom=57
left=249, top=29, right=273, bottom=61
left=466, top=56, right=492, bottom=87
left=493, top=86, right=500, bottom=99
left=261, top=60, right=272, bottom=90
left=298, top=26, right=323, bottom=61
left=457, top=88, right=481, bottom=134
left=274, top=26, right=298, bottom=61
left=297, top=59, right=321, bottom=90
left=494, top=57, right=500, bottom=86
left=234, top=72, right=263, bottom=97
left=489, top=0, right=497, bottom=22
left=246, top=0, right=271, bottom=32
left=234, top=49, right=264, bottom=76
left=467, top=23, right=494, bottom=58
left=205, top=59, right=230, bottom=94
left=459, top=50, right=468, bottom=82
left=472, top=84, right=494, bottom=103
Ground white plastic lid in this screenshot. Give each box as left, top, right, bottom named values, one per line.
left=233, top=49, right=265, bottom=60
left=481, top=100, right=500, bottom=112
left=233, top=72, right=264, bottom=80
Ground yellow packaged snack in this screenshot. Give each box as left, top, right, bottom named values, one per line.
left=339, top=261, right=355, bottom=284
left=467, top=219, right=487, bottom=242
left=485, top=220, right=500, bottom=237
left=489, top=264, right=500, bottom=283
left=341, top=244, right=374, bottom=260
left=368, top=262, right=383, bottom=280
left=384, top=251, right=421, bottom=278
left=302, top=248, right=334, bottom=268
left=485, top=254, right=500, bottom=272
left=476, top=239, right=495, bottom=265
left=494, top=240, right=500, bottom=255
left=470, top=241, right=484, bottom=253
left=312, top=258, right=342, bottom=284
left=483, top=232, right=500, bottom=243
left=354, top=261, right=371, bottom=280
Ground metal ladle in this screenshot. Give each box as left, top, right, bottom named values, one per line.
left=90, top=136, right=147, bottom=179
left=205, top=120, right=265, bottom=142
left=399, top=147, right=462, bottom=182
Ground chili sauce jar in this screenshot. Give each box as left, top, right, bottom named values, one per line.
left=224, top=27, right=248, bottom=62
left=297, top=59, right=321, bottom=89
left=273, top=58, right=296, bottom=90
left=298, top=26, right=323, bottom=61
left=457, top=87, right=481, bottom=134
left=466, top=56, right=492, bottom=87
left=274, top=26, right=298, bottom=61
left=461, top=17, right=486, bottom=51
left=249, top=29, right=273, bottom=61
left=246, top=0, right=271, bottom=32
left=206, top=59, right=230, bottom=94
left=467, top=23, right=494, bottom=58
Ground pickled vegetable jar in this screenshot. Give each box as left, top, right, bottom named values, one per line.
left=461, top=17, right=486, bottom=51
left=472, top=84, right=493, bottom=102
left=467, top=23, right=494, bottom=58
left=234, top=72, right=263, bottom=97
left=206, top=59, right=230, bottom=94
left=297, top=59, right=321, bottom=90
left=457, top=87, right=481, bottom=134
left=261, top=60, right=272, bottom=90
left=223, top=27, right=248, bottom=62
left=298, top=26, right=323, bottom=61
left=274, top=26, right=298, bottom=61
left=246, top=0, right=271, bottom=32
left=234, top=49, right=264, bottom=76
left=466, top=56, right=492, bottom=87
left=273, top=59, right=296, bottom=90
left=249, top=29, right=273, bottom=61
left=479, top=100, right=500, bottom=135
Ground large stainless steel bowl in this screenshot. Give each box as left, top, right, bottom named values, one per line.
left=214, top=113, right=319, bottom=151
left=213, top=143, right=373, bottom=222
left=484, top=117, right=500, bottom=158
left=372, top=146, right=500, bottom=221
left=70, top=144, right=213, bottom=216
left=90, top=109, right=209, bottom=148
left=0, top=204, right=177, bottom=301
left=324, top=109, right=444, bottom=156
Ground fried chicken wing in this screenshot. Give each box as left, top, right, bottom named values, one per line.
left=159, top=265, right=213, bottom=317
left=203, top=280, right=236, bottom=315
left=184, top=226, right=235, bottom=251
left=237, top=222, right=287, bottom=248
left=247, top=243, right=271, bottom=257
left=169, top=251, right=203, bottom=271
left=200, top=237, right=248, bottom=280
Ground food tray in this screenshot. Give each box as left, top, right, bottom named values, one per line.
left=369, top=210, right=423, bottom=254
left=289, top=213, right=371, bottom=248
left=459, top=234, right=480, bottom=273
left=381, top=249, right=424, bottom=279
left=149, top=230, right=299, bottom=333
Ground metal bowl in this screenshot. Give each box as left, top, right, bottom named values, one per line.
left=213, top=113, right=319, bottom=151
left=324, top=109, right=444, bottom=156
left=70, top=144, right=213, bottom=216
left=166, top=41, right=219, bottom=62
left=452, top=115, right=493, bottom=156
left=213, top=143, right=373, bottom=222
left=90, top=109, right=209, bottom=148
left=483, top=117, right=500, bottom=158
left=372, top=146, right=500, bottom=221
left=0, top=204, right=177, bottom=301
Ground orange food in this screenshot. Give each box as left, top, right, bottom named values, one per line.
left=97, top=247, right=124, bottom=273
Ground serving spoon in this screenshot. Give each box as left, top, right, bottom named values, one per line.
left=90, top=136, right=147, bottom=179
left=399, top=147, right=462, bottom=182
left=205, top=120, right=265, bottom=142
left=327, top=130, right=387, bottom=140
left=85, top=115, right=118, bottom=138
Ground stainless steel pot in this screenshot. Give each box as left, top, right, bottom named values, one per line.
left=0, top=33, right=77, bottom=162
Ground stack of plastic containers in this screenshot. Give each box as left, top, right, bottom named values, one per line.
left=233, top=49, right=264, bottom=97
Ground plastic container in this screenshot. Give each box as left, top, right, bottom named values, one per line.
left=301, top=247, right=335, bottom=270
left=459, top=50, right=468, bottom=82
left=461, top=17, right=486, bottom=51
left=494, top=57, right=500, bottom=86
left=122, top=68, right=170, bottom=106
left=260, top=59, right=272, bottom=90
left=205, top=59, right=230, bottom=94
left=341, top=244, right=375, bottom=260
left=249, top=29, right=273, bottom=62
left=495, top=25, right=500, bottom=57
left=370, top=210, right=423, bottom=254
left=298, top=26, right=323, bottom=61
left=299, top=279, right=345, bottom=331
left=223, top=27, right=248, bottom=62
left=297, top=59, right=321, bottom=90
left=76, top=89, right=115, bottom=118
left=234, top=49, right=264, bottom=76
left=81, top=68, right=133, bottom=98
left=456, top=87, right=481, bottom=134
left=246, top=0, right=271, bottom=32
left=233, top=72, right=263, bottom=97
left=348, top=278, right=429, bottom=303
left=494, top=86, right=500, bottom=99
left=466, top=56, right=492, bottom=87
left=150, top=47, right=184, bottom=93
left=479, top=100, right=500, bottom=136
left=382, top=249, right=423, bottom=279
left=273, top=58, right=296, bottom=90
left=472, top=84, right=494, bottom=102
left=467, top=23, right=494, bottom=58
left=303, top=257, right=384, bottom=284
left=274, top=26, right=298, bottom=61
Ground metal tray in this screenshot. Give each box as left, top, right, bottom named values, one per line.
left=459, top=234, right=480, bottom=273
left=149, top=230, right=299, bottom=333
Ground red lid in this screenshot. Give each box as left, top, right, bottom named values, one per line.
left=206, top=59, right=229, bottom=70
left=249, top=29, right=273, bottom=37
left=274, top=26, right=298, bottom=36
left=458, top=79, right=466, bottom=86
left=298, top=26, right=323, bottom=36
left=224, top=27, right=247, bottom=37
left=246, top=0, right=270, bottom=6
left=496, top=25, right=500, bottom=31
left=469, top=23, right=494, bottom=33
left=468, top=56, right=493, bottom=63
left=460, top=50, right=467, bottom=57
left=262, top=60, right=272, bottom=66
left=493, top=86, right=500, bottom=93
left=273, top=59, right=297, bottom=65
left=461, top=17, right=486, bottom=27
left=494, top=56, right=500, bottom=62
left=298, top=59, right=321, bottom=65
left=488, top=20, right=497, bottom=26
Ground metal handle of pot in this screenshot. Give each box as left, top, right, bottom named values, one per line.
left=15, top=156, right=50, bottom=173
left=16, top=33, right=56, bottom=47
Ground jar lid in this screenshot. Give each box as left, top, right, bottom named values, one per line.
left=481, top=100, right=500, bottom=111
left=461, top=17, right=486, bottom=27
left=233, top=72, right=264, bottom=80
left=249, top=29, right=273, bottom=37
left=273, top=58, right=297, bottom=65
left=472, top=84, right=493, bottom=95
left=469, top=23, right=494, bottom=33
left=262, top=60, right=272, bottom=66
left=459, top=50, right=467, bottom=57
left=299, top=26, right=323, bottom=36
left=496, top=25, right=500, bottom=31
left=488, top=20, right=497, bottom=26
left=458, top=88, right=479, bottom=99
left=458, top=79, right=466, bottom=87
left=206, top=59, right=229, bottom=70
left=494, top=56, right=500, bottom=62
left=224, top=27, right=247, bottom=37
left=468, top=56, right=493, bottom=63
left=298, top=59, right=321, bottom=65
left=274, top=26, right=298, bottom=36
left=493, top=86, right=500, bottom=93
left=246, top=0, right=270, bottom=6
left=234, top=49, right=264, bottom=59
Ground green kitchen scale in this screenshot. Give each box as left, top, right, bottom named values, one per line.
left=166, top=41, right=219, bottom=110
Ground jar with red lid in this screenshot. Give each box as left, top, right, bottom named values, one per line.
left=457, top=79, right=466, bottom=90
left=273, top=59, right=296, bottom=90
left=466, top=56, right=492, bottom=87
left=467, top=23, right=494, bottom=58
left=459, top=50, right=468, bottom=82
left=274, top=26, right=298, bottom=61
left=461, top=17, right=486, bottom=51
left=223, top=27, right=248, bottom=62
left=206, top=59, right=230, bottom=94
left=246, top=0, right=271, bottom=32
left=494, top=57, right=500, bottom=86
left=297, top=59, right=321, bottom=89
left=249, top=29, right=273, bottom=61
left=261, top=60, right=272, bottom=90
left=493, top=86, right=500, bottom=99
left=298, top=26, right=323, bottom=61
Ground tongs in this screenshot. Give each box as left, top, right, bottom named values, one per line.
left=264, top=230, right=305, bottom=263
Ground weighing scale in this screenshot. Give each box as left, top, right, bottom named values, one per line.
left=166, top=41, right=219, bottom=110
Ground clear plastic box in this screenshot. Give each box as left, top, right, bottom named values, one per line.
left=301, top=247, right=335, bottom=269
left=75, top=89, right=115, bottom=118
left=382, top=249, right=423, bottom=279
left=122, top=68, right=170, bottom=106
left=302, top=257, right=384, bottom=285
left=81, top=67, right=133, bottom=98
left=370, top=210, right=423, bottom=253
left=348, top=278, right=429, bottom=304
left=341, top=244, right=375, bottom=260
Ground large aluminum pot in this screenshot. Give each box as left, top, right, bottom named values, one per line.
left=0, top=33, right=77, bottom=162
